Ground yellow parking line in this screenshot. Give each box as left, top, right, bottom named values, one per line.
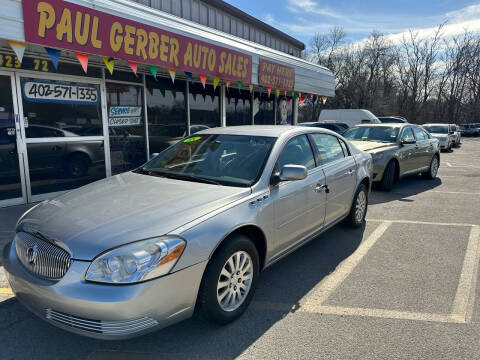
left=0, top=287, right=13, bottom=295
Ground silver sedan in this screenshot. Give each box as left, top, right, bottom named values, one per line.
left=4, top=126, right=372, bottom=339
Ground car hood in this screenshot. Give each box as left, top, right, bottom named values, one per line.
left=349, top=141, right=398, bottom=153
left=17, top=172, right=251, bottom=260
left=430, top=133, right=448, bottom=138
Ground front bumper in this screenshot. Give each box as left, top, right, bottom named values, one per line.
left=4, top=240, right=207, bottom=340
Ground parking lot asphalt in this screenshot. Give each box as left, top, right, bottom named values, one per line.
left=1, top=138, right=479, bottom=360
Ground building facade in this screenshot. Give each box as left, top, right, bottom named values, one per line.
left=0, top=0, right=334, bottom=207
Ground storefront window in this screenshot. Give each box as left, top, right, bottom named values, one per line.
left=253, top=92, right=275, bottom=125
left=20, top=78, right=103, bottom=136
left=189, top=83, right=220, bottom=129
left=226, top=89, right=252, bottom=126
left=0, top=75, right=22, bottom=201
left=276, top=98, right=293, bottom=125
left=27, top=141, right=106, bottom=196
left=106, top=83, right=146, bottom=175
left=146, top=76, right=187, bottom=155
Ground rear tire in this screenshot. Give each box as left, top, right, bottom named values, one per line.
left=423, top=155, right=439, bottom=180
left=197, top=234, right=259, bottom=325
left=346, top=184, right=368, bottom=227
left=65, top=154, right=89, bottom=177
left=380, top=161, right=396, bottom=191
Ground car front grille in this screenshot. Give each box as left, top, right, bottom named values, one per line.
left=15, top=232, right=71, bottom=280
left=45, top=309, right=159, bottom=335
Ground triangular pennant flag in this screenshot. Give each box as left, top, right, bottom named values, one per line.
left=147, top=87, right=154, bottom=96
left=291, top=90, right=295, bottom=98
left=267, top=87, right=272, bottom=98
left=192, top=92, right=197, bottom=101
left=8, top=40, right=26, bottom=64
left=298, top=92, right=302, bottom=98
left=46, top=47, right=61, bottom=70
left=168, top=68, right=176, bottom=83
left=102, top=56, right=114, bottom=75
left=128, top=61, right=138, bottom=76
left=248, top=84, right=253, bottom=93
left=200, top=75, right=207, bottom=88
left=226, top=80, right=231, bottom=89
left=159, top=87, right=166, bottom=98
left=275, top=88, right=280, bottom=98
left=74, top=53, right=88, bottom=74
left=321, top=95, right=327, bottom=104
left=172, top=90, right=177, bottom=99
left=310, top=93, right=314, bottom=100
left=185, top=72, right=194, bottom=84
left=213, top=77, right=220, bottom=91
left=300, top=96, right=305, bottom=104
left=149, top=65, right=158, bottom=80
left=210, top=94, right=215, bottom=103
left=238, top=81, right=243, bottom=92
left=284, top=89, right=287, bottom=98
left=287, top=98, right=291, bottom=105
left=243, top=98, right=246, bottom=106
left=259, top=86, right=263, bottom=95
left=312, top=95, right=317, bottom=105
left=202, top=93, right=206, bottom=102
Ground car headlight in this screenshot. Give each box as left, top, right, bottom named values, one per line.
left=371, top=152, right=384, bottom=161
left=85, top=236, right=186, bottom=284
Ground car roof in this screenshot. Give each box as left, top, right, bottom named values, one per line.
left=346, top=123, right=407, bottom=128
left=195, top=125, right=340, bottom=138
left=423, top=123, right=449, bottom=126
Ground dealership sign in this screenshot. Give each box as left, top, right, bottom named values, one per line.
left=22, top=78, right=99, bottom=105
left=258, top=59, right=295, bottom=90
left=22, top=0, right=252, bottom=82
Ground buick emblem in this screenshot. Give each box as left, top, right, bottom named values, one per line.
left=26, top=245, right=39, bottom=265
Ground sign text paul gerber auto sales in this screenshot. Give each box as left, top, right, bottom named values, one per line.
left=22, top=0, right=252, bottom=82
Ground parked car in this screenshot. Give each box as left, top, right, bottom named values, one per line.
left=422, top=124, right=456, bottom=152
left=299, top=122, right=348, bottom=134
left=5, top=125, right=372, bottom=339
left=378, top=116, right=408, bottom=124
left=450, top=124, right=461, bottom=147
left=459, top=125, right=477, bottom=137
left=343, top=124, right=440, bottom=191
left=318, top=109, right=381, bottom=128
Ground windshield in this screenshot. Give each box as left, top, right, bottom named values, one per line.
left=137, top=134, right=276, bottom=187
left=343, top=126, right=399, bottom=143
left=424, top=125, right=448, bottom=134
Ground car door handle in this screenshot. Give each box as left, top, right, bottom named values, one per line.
left=315, top=184, right=329, bottom=193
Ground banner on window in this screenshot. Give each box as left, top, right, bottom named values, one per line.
left=21, top=78, right=99, bottom=105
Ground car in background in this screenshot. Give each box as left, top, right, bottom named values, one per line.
left=450, top=124, right=461, bottom=147
left=343, top=124, right=440, bottom=191
left=5, top=125, right=372, bottom=339
left=299, top=122, right=348, bottom=134
left=319, top=109, right=381, bottom=128
left=422, top=124, right=456, bottom=152
left=459, top=125, right=479, bottom=137
left=378, top=116, right=408, bottom=124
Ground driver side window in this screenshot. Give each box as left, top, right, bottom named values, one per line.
left=401, top=128, right=415, bottom=142
left=276, top=135, right=316, bottom=171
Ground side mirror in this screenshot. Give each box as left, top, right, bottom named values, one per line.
left=401, top=138, right=416, bottom=145
left=271, top=164, right=308, bottom=185
left=150, top=153, right=159, bottom=158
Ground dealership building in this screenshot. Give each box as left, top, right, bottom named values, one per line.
left=0, top=0, right=334, bottom=207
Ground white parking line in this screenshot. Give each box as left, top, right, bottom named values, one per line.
left=301, top=221, right=391, bottom=307
left=452, top=226, right=480, bottom=322
left=367, top=219, right=476, bottom=227
left=446, top=162, right=452, bottom=167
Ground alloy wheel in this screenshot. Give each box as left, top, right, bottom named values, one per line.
left=217, top=251, right=253, bottom=312
left=431, top=157, right=439, bottom=178
left=355, top=190, right=367, bottom=223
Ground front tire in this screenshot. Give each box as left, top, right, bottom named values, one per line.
left=380, top=160, right=396, bottom=191
left=346, top=184, right=368, bottom=227
left=197, top=234, right=259, bottom=324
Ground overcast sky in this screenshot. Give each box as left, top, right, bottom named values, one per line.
left=227, top=0, right=480, bottom=47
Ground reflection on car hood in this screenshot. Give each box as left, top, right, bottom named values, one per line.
left=349, top=141, right=398, bottom=153
left=430, top=133, right=447, bottom=138
left=17, top=172, right=251, bottom=260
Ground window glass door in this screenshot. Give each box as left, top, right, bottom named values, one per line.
left=106, top=83, right=146, bottom=175
left=16, top=74, right=106, bottom=201
left=0, top=72, right=25, bottom=206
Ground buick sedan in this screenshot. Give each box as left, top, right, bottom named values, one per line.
left=4, top=126, right=372, bottom=339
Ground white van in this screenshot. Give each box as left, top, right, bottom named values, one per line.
left=319, top=109, right=381, bottom=128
